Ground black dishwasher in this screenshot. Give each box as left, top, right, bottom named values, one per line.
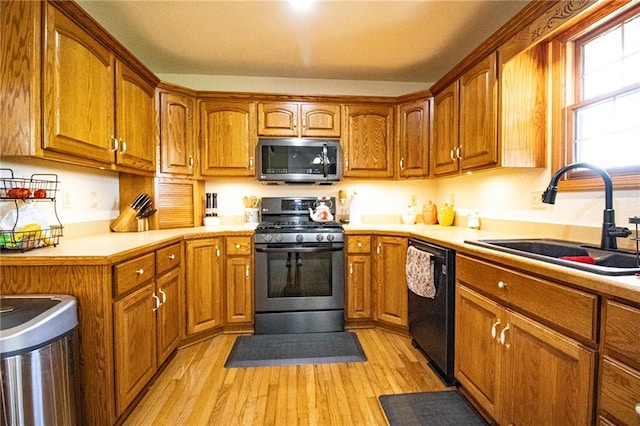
left=407, top=238, right=456, bottom=386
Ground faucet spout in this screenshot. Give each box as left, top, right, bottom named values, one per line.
left=542, top=162, right=625, bottom=250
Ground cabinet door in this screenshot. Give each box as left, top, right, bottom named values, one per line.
left=43, top=4, right=115, bottom=165
left=226, top=256, right=253, bottom=324
left=200, top=101, right=257, bottom=176
left=432, top=81, right=459, bottom=176
left=343, top=104, right=394, bottom=178
left=113, top=283, right=157, bottom=416
left=459, top=53, right=497, bottom=171
left=300, top=103, right=341, bottom=137
left=373, top=236, right=407, bottom=326
left=455, top=285, right=502, bottom=420
left=115, top=60, right=156, bottom=172
left=156, top=267, right=182, bottom=364
left=257, top=102, right=298, bottom=136
left=185, top=239, right=224, bottom=334
left=159, top=91, right=196, bottom=176
left=346, top=254, right=372, bottom=320
left=500, top=309, right=595, bottom=426
left=397, top=99, right=429, bottom=178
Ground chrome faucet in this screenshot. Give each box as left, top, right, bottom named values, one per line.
left=542, top=162, right=631, bottom=250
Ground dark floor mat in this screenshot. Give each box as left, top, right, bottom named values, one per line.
left=224, top=332, right=367, bottom=368
left=379, top=391, right=486, bottom=426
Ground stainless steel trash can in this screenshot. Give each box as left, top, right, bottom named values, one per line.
left=1, top=295, right=79, bottom=426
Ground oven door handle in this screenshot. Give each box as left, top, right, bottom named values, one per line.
left=255, top=246, right=343, bottom=253
left=322, top=143, right=328, bottom=177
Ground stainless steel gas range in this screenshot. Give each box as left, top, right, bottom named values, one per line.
left=253, top=197, right=345, bottom=334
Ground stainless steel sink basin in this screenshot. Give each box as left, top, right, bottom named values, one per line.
left=465, top=238, right=640, bottom=276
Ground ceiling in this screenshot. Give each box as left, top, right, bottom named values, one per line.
left=76, top=0, right=529, bottom=84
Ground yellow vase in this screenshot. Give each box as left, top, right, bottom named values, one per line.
left=437, top=204, right=455, bottom=226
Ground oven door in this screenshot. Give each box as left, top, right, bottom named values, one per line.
left=254, top=243, right=344, bottom=312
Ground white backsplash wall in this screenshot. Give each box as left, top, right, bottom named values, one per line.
left=204, top=179, right=438, bottom=221
left=1, top=158, right=120, bottom=224
left=435, top=167, right=639, bottom=228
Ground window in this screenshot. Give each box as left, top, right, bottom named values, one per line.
left=554, top=4, right=640, bottom=190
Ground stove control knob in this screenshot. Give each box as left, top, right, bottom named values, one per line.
left=264, top=234, right=273, bottom=242
left=296, top=234, right=304, bottom=243
left=326, top=234, right=335, bottom=242
left=316, top=234, right=324, bottom=242
left=275, top=234, right=284, bottom=242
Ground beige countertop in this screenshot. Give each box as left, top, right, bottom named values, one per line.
left=2, top=222, right=639, bottom=303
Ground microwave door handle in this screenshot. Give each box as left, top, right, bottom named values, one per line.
left=322, top=144, right=328, bottom=177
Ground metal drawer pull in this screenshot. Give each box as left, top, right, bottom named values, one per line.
left=500, top=324, right=510, bottom=346
left=491, top=320, right=501, bottom=339
left=159, top=289, right=167, bottom=304
left=168, top=254, right=176, bottom=260
left=152, top=294, right=160, bottom=311
left=357, top=242, right=362, bottom=247
left=136, top=269, right=144, bottom=275
left=235, top=243, right=241, bottom=249
left=497, top=280, right=507, bottom=289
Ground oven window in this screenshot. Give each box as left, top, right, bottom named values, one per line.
left=266, top=251, right=332, bottom=298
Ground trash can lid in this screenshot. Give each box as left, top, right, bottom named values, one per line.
left=1, top=295, right=78, bottom=355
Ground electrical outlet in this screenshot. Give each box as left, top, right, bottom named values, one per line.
left=410, top=194, right=417, bottom=206
left=62, top=191, right=71, bottom=209
left=531, top=190, right=545, bottom=209
left=90, top=192, right=98, bottom=208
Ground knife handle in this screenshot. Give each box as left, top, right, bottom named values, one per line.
left=110, top=206, right=139, bottom=232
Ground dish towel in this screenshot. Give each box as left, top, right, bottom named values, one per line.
left=406, top=246, right=435, bottom=298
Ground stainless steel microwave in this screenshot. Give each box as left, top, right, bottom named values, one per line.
left=256, top=138, right=342, bottom=184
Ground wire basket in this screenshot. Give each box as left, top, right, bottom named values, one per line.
left=0, top=169, right=64, bottom=252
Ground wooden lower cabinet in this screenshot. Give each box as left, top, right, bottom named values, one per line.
left=373, top=236, right=408, bottom=327
left=113, top=284, right=157, bottom=415
left=225, top=236, right=253, bottom=326
left=185, top=238, right=224, bottom=335
left=456, top=284, right=596, bottom=425
left=156, top=267, right=182, bottom=363
left=346, top=235, right=372, bottom=321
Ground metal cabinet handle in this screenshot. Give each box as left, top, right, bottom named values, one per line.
left=400, top=158, right=404, bottom=170
left=119, top=138, right=127, bottom=154
left=216, top=247, right=220, bottom=258
left=302, top=117, right=306, bottom=129
left=635, top=403, right=640, bottom=416
left=110, top=135, right=118, bottom=152
left=456, top=145, right=462, bottom=159
left=345, top=159, right=349, bottom=169
left=159, top=289, right=167, bottom=304
left=245, top=265, right=250, bottom=278
left=249, top=157, right=254, bottom=170
left=168, top=254, right=176, bottom=260
left=491, top=319, right=501, bottom=339
left=136, top=268, right=144, bottom=275
left=500, top=324, right=510, bottom=346
left=376, top=244, right=381, bottom=255
left=152, top=293, right=161, bottom=311
left=293, top=117, right=297, bottom=129
left=188, top=155, right=194, bottom=167
left=450, top=149, right=456, bottom=162
left=349, top=264, right=353, bottom=276
left=497, top=280, right=507, bottom=289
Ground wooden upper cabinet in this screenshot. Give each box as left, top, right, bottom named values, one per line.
left=158, top=90, right=196, bottom=176
left=397, top=99, right=429, bottom=178
left=115, top=61, right=156, bottom=172
left=200, top=100, right=257, bottom=177
left=257, top=102, right=340, bottom=137
left=432, top=82, right=459, bottom=176
left=459, top=52, right=498, bottom=171
left=43, top=3, right=115, bottom=165
left=343, top=104, right=394, bottom=178
left=42, top=4, right=156, bottom=174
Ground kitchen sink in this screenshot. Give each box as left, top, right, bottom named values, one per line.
left=465, top=238, right=640, bottom=276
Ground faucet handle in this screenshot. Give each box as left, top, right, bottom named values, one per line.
left=608, top=226, right=632, bottom=238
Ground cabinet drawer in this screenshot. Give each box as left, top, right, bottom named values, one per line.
left=226, top=236, right=252, bottom=256
left=604, top=300, right=640, bottom=368
left=600, top=357, right=640, bottom=425
left=457, top=255, right=597, bottom=342
left=156, top=243, right=182, bottom=275
left=347, top=236, right=371, bottom=254
left=114, top=252, right=155, bottom=296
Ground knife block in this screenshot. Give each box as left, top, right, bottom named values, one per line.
left=110, top=206, right=141, bottom=232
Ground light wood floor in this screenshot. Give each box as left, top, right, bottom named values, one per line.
left=123, top=328, right=451, bottom=425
